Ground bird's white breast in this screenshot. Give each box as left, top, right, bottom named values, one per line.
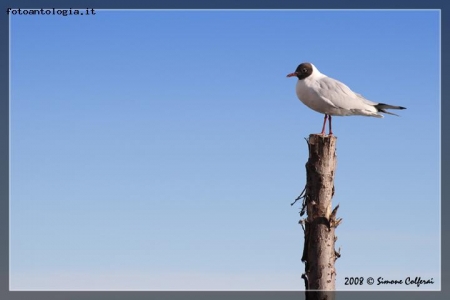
left=295, top=76, right=337, bottom=115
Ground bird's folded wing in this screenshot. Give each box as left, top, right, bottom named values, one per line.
left=316, top=77, right=377, bottom=111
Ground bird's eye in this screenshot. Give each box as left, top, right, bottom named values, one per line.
left=302, top=68, right=308, bottom=73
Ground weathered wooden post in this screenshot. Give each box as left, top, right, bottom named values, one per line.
left=293, top=134, right=341, bottom=300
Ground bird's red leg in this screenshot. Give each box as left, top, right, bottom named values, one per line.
left=328, top=115, right=333, bottom=136
left=320, top=114, right=328, bottom=135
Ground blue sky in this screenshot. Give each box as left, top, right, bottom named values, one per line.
left=10, top=10, right=440, bottom=290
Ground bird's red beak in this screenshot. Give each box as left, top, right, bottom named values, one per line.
left=286, top=72, right=298, bottom=77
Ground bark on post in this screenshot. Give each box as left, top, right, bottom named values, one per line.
left=300, top=134, right=341, bottom=300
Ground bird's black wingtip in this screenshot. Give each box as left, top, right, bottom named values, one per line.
left=376, top=103, right=407, bottom=110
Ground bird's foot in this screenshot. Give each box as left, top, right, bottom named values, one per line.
left=318, top=131, right=333, bottom=136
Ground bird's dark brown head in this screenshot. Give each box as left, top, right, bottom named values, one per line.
left=286, top=63, right=313, bottom=80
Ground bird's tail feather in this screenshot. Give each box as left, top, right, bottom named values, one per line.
left=378, top=109, right=400, bottom=116
left=375, top=103, right=406, bottom=117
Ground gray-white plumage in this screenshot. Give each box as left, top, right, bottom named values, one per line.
left=287, top=62, right=406, bottom=135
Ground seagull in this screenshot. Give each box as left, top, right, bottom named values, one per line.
left=287, top=63, right=406, bottom=135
